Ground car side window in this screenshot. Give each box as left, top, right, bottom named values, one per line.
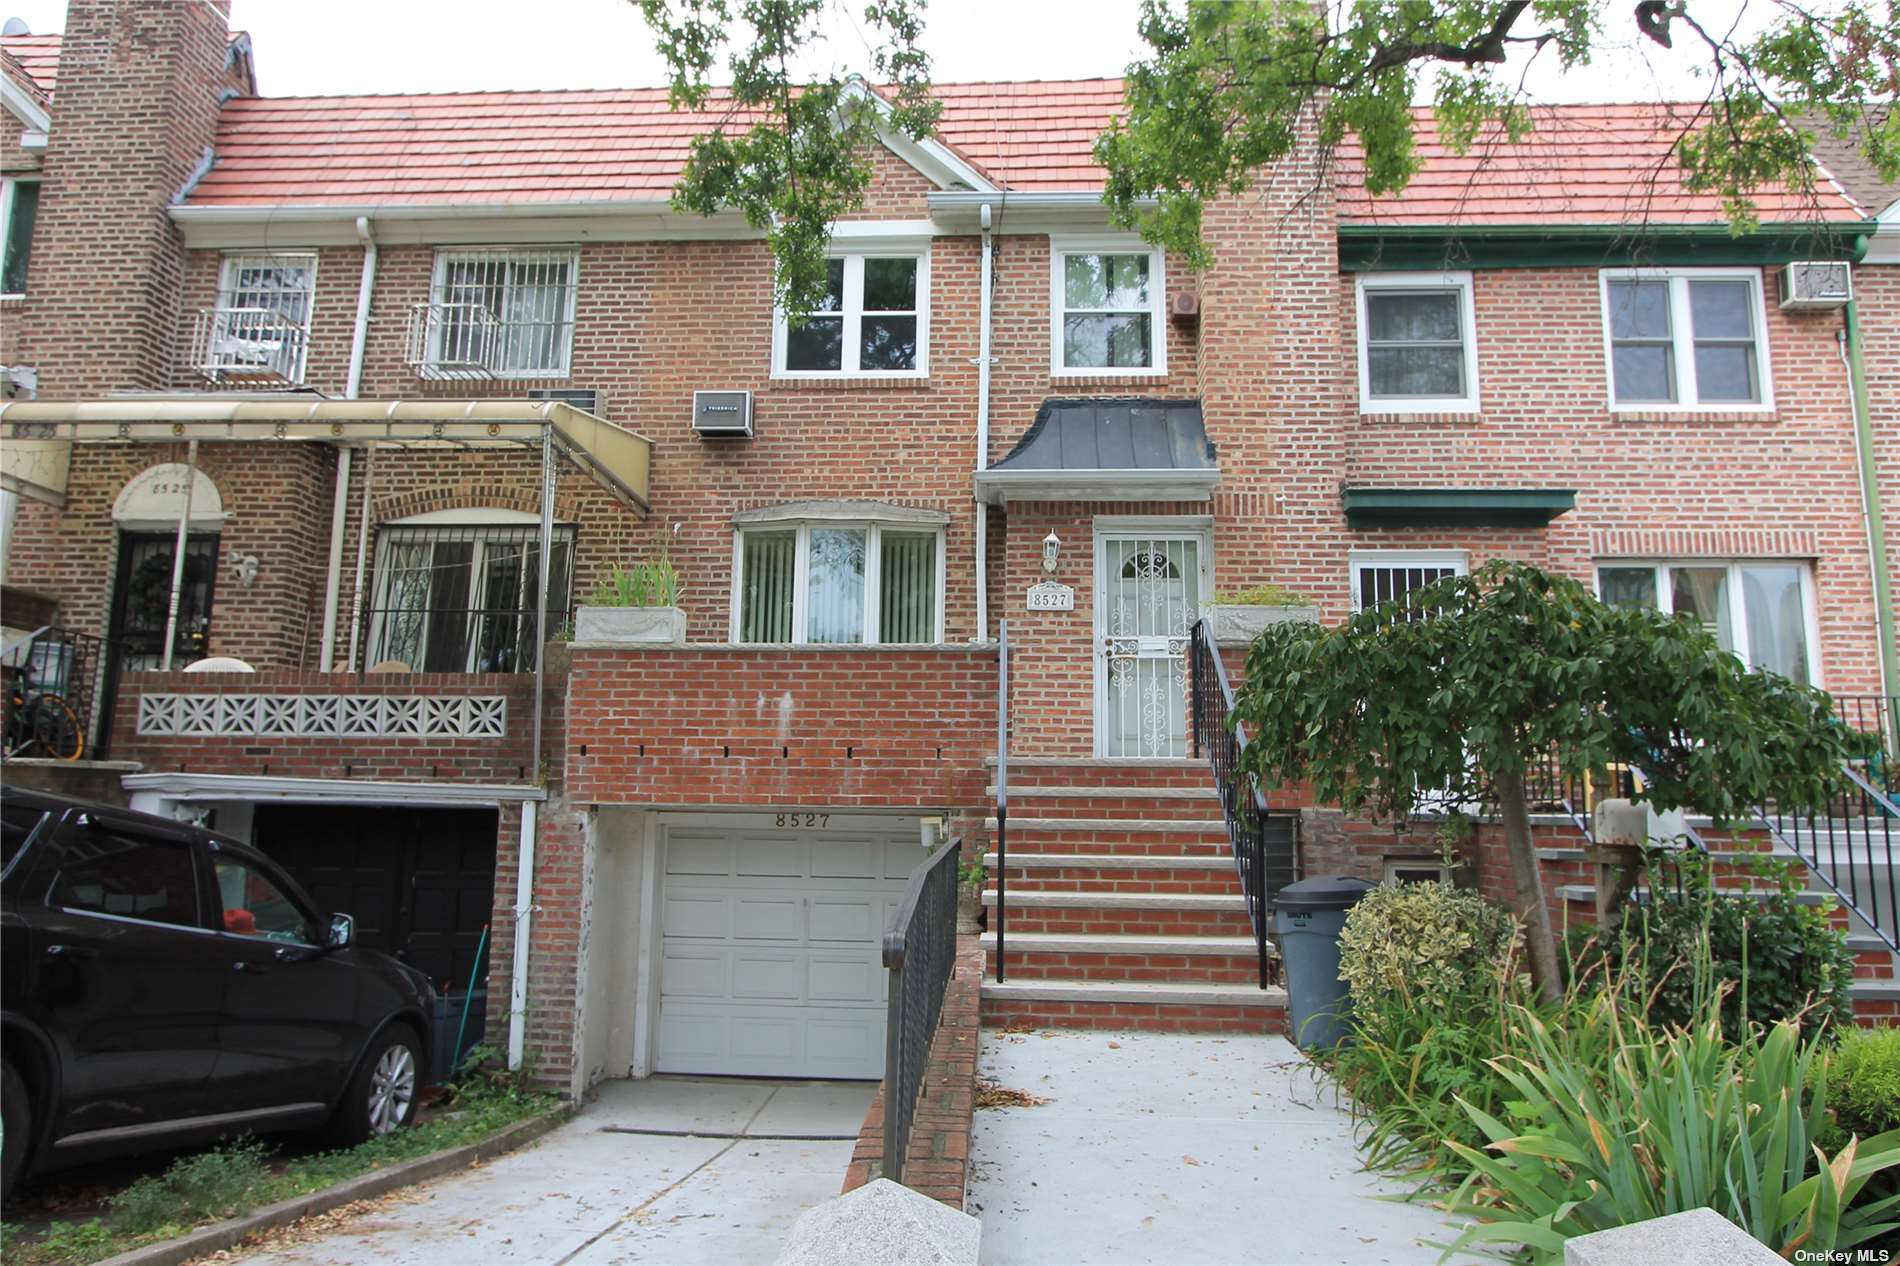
left=213, top=855, right=316, bottom=945
left=43, top=825, right=202, bottom=929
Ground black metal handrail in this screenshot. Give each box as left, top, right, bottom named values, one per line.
left=2, top=626, right=114, bottom=761
left=1834, top=694, right=1899, bottom=798
left=1758, top=760, right=1900, bottom=952
left=880, top=836, right=962, bottom=1185
left=1187, top=618, right=1292, bottom=990
left=993, top=618, right=1009, bottom=981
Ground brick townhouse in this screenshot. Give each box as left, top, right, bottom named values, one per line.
left=1, top=0, right=1894, bottom=1097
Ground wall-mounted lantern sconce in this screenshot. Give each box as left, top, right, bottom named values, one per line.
left=1041, top=531, right=1061, bottom=574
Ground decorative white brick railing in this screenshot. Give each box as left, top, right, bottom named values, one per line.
left=136, top=694, right=508, bottom=740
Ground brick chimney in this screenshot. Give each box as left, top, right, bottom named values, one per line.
left=20, top=0, right=244, bottom=397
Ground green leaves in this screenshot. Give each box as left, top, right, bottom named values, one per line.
left=634, top=0, right=940, bottom=317
left=1099, top=1, right=1899, bottom=266
left=1436, top=1009, right=1900, bottom=1263
left=1232, top=561, right=1853, bottom=830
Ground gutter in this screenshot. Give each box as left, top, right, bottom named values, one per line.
left=1844, top=294, right=1900, bottom=734
left=508, top=798, right=539, bottom=1071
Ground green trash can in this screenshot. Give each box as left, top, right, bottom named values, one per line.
left=1271, top=875, right=1374, bottom=1050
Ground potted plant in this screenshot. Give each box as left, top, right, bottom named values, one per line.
left=957, top=857, right=987, bottom=933
left=1207, top=583, right=1319, bottom=647
left=572, top=551, right=687, bottom=644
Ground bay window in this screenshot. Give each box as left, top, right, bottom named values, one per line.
left=1596, top=560, right=1816, bottom=684
left=774, top=251, right=927, bottom=377
left=1600, top=269, right=1772, bottom=409
left=734, top=520, right=943, bottom=645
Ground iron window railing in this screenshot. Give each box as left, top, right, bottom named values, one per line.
left=405, top=249, right=579, bottom=380
left=361, top=523, right=575, bottom=674
left=881, top=836, right=962, bottom=1185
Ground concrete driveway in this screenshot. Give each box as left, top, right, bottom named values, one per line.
left=229, top=1077, right=873, bottom=1266
left=967, top=1030, right=1469, bottom=1266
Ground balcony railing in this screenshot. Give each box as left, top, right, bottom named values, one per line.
left=3, top=627, right=114, bottom=760
left=190, top=307, right=309, bottom=384
left=404, top=302, right=573, bottom=381
left=358, top=605, right=571, bottom=675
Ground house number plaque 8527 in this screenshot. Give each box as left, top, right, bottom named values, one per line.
left=1026, top=581, right=1075, bottom=611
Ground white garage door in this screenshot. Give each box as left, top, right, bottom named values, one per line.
left=655, top=816, right=921, bottom=1079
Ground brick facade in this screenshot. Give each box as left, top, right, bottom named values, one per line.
left=2, top=2, right=1894, bottom=1097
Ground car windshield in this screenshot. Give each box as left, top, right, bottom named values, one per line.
left=1, top=802, right=47, bottom=874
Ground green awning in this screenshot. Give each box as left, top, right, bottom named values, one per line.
left=1342, top=487, right=1576, bottom=529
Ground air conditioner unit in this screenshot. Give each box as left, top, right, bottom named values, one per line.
left=1776, top=261, right=1852, bottom=312
left=693, top=390, right=754, bottom=438
left=529, top=388, right=601, bottom=415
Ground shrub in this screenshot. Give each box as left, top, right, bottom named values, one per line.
left=1441, top=1002, right=1900, bottom=1263
left=1578, top=852, right=1853, bottom=1040
left=1337, top=880, right=1520, bottom=1030
left=1832, top=1026, right=1900, bottom=1141
left=1328, top=881, right=1523, bottom=1170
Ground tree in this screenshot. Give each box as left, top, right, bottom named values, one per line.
left=635, top=0, right=938, bottom=318
left=1100, top=1, right=1900, bottom=266
left=640, top=2, right=1897, bottom=310
left=1230, top=562, right=1853, bottom=1003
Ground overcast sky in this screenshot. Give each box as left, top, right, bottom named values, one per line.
left=5, top=0, right=1774, bottom=102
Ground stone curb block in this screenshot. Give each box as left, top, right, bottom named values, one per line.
left=92, top=1107, right=576, bottom=1266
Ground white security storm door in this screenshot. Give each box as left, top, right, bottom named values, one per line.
left=1096, top=531, right=1208, bottom=758
left=654, top=817, right=919, bottom=1079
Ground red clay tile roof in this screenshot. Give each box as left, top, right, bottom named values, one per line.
left=1, top=32, right=60, bottom=103
left=3, top=33, right=1868, bottom=226
left=183, top=78, right=1126, bottom=207
left=1338, top=102, right=1865, bottom=226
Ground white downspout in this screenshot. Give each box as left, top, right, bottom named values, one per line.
left=319, top=218, right=377, bottom=671
left=974, top=202, right=995, bottom=641
left=508, top=798, right=539, bottom=1071
left=158, top=439, right=201, bottom=672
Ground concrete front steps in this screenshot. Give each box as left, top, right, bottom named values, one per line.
left=979, top=759, right=1284, bottom=1035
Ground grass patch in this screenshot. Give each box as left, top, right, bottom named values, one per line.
left=0, top=1048, right=558, bottom=1266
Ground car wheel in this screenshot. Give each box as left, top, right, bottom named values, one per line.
left=2, top=1058, right=29, bottom=1204
left=329, top=1025, right=422, bottom=1147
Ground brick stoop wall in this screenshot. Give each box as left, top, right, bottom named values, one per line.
left=842, top=935, right=982, bottom=1209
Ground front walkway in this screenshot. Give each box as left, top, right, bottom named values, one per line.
left=228, top=1077, right=873, bottom=1266
left=967, top=1030, right=1465, bottom=1266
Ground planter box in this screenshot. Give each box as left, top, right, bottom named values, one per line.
left=1210, top=604, right=1319, bottom=648
left=573, top=605, right=686, bottom=645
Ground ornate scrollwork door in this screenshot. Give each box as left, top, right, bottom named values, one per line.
left=1098, top=533, right=1204, bottom=758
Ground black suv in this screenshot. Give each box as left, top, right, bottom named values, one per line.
left=0, top=787, right=436, bottom=1200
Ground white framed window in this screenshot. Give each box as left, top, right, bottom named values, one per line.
left=1, top=176, right=40, bottom=297
left=197, top=252, right=318, bottom=383
left=1355, top=271, right=1479, bottom=412
left=772, top=250, right=929, bottom=377
left=1595, top=559, right=1819, bottom=686
left=1050, top=236, right=1167, bottom=375
left=731, top=521, right=945, bottom=645
left=1383, top=857, right=1455, bottom=886
left=1349, top=550, right=1468, bottom=614
left=422, top=248, right=580, bottom=378
left=1598, top=268, right=1773, bottom=410
left=367, top=514, right=576, bottom=673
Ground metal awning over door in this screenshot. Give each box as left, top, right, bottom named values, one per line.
left=0, top=398, right=653, bottom=514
